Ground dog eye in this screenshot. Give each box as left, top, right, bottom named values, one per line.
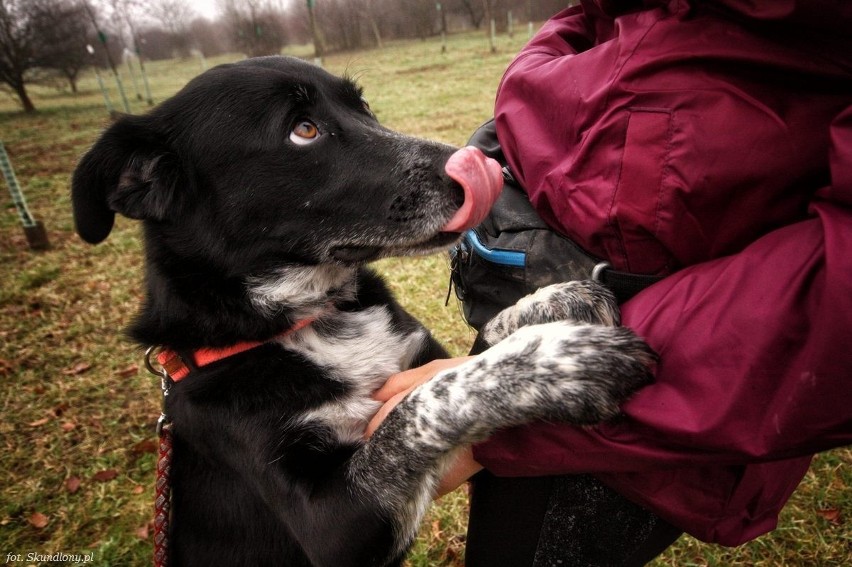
left=361, top=97, right=375, bottom=117
left=290, top=120, right=320, bottom=145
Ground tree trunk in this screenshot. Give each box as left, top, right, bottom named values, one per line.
left=367, top=16, right=383, bottom=48
left=14, top=83, right=36, bottom=113
left=482, top=0, right=496, bottom=53
left=64, top=70, right=79, bottom=94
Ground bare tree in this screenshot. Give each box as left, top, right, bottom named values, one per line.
left=482, top=0, right=494, bottom=51
left=0, top=0, right=40, bottom=111
left=150, top=0, right=196, bottom=57
left=221, top=0, right=286, bottom=57
left=455, top=0, right=485, bottom=28
left=189, top=17, right=231, bottom=58
left=363, top=0, right=381, bottom=49
left=304, top=0, right=324, bottom=58
left=31, top=0, right=92, bottom=93
left=317, top=0, right=362, bottom=51
left=0, top=0, right=92, bottom=111
left=403, top=0, right=437, bottom=40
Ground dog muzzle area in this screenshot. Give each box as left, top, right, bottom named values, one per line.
left=329, top=147, right=502, bottom=264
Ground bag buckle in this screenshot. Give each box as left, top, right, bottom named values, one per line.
left=591, top=261, right=612, bottom=282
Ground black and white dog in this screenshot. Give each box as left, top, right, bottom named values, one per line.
left=71, top=56, right=654, bottom=567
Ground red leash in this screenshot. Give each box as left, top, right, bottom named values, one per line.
left=144, top=315, right=320, bottom=567
left=154, top=421, right=173, bottom=567
left=146, top=351, right=175, bottom=567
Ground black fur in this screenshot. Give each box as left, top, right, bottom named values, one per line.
left=72, top=56, right=654, bottom=567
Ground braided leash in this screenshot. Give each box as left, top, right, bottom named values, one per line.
left=154, top=421, right=172, bottom=567
left=146, top=347, right=173, bottom=567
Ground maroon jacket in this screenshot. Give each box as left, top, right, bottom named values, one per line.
left=474, top=0, right=852, bottom=545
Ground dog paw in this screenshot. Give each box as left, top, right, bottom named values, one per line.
left=481, top=281, right=620, bottom=346
left=474, top=321, right=655, bottom=426
left=540, top=322, right=656, bottom=423
left=352, top=321, right=656, bottom=504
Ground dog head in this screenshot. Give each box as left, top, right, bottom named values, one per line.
left=72, top=56, right=501, bottom=276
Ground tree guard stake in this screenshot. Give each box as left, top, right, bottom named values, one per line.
left=87, top=45, right=115, bottom=114
left=0, top=142, right=50, bottom=250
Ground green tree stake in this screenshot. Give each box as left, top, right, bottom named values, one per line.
left=84, top=4, right=131, bottom=113
left=124, top=48, right=143, bottom=101
left=0, top=142, right=50, bottom=250
left=87, top=44, right=115, bottom=114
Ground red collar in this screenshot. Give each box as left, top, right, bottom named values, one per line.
left=155, top=316, right=317, bottom=382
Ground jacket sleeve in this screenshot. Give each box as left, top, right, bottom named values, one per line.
left=474, top=107, right=852, bottom=477
left=501, top=3, right=600, bottom=58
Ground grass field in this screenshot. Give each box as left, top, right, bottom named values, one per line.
left=1, top=30, right=849, bottom=566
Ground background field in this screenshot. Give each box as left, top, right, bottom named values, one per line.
left=1, top=31, right=849, bottom=566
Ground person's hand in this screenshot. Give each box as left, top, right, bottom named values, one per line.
left=365, top=357, right=484, bottom=497
left=365, top=357, right=474, bottom=438
left=436, top=445, right=483, bottom=498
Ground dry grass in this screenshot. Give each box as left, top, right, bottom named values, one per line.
left=1, top=30, right=849, bottom=567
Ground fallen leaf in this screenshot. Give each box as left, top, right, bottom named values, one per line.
left=28, top=512, right=49, bottom=529
left=135, top=524, right=149, bottom=539
left=92, top=469, right=119, bottom=482
left=131, top=485, right=145, bottom=495
left=28, top=417, right=50, bottom=427
left=444, top=545, right=461, bottom=564
left=62, top=362, right=92, bottom=375
left=65, top=476, right=81, bottom=494
left=117, top=364, right=139, bottom=378
left=61, top=421, right=77, bottom=432
left=131, top=439, right=158, bottom=456
left=816, top=508, right=842, bottom=525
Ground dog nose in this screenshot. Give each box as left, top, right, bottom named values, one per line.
left=442, top=147, right=504, bottom=233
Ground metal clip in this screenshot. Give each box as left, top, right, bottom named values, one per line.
left=145, top=346, right=167, bottom=378
left=156, top=413, right=169, bottom=436
left=145, top=346, right=173, bottom=436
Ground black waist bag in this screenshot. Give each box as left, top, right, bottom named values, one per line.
left=450, top=121, right=664, bottom=332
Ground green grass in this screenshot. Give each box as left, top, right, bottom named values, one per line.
left=2, top=31, right=850, bottom=566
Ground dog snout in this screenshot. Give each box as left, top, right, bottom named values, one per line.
left=385, top=182, right=464, bottom=225
left=387, top=192, right=427, bottom=223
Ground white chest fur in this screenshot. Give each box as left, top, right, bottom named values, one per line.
left=278, top=306, right=428, bottom=444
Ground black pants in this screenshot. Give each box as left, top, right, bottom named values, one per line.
left=465, top=472, right=682, bottom=567
left=463, top=334, right=681, bottom=566
left=461, top=347, right=682, bottom=566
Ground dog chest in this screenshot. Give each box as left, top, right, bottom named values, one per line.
left=280, top=306, right=429, bottom=444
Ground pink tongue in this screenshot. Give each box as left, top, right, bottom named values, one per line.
left=443, top=146, right=504, bottom=233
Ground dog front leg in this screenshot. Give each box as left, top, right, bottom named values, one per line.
left=346, top=320, right=655, bottom=555
left=480, top=280, right=621, bottom=347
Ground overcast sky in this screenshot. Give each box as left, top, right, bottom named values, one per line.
left=193, top=0, right=220, bottom=20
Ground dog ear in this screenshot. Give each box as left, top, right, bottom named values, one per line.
left=72, top=115, right=184, bottom=244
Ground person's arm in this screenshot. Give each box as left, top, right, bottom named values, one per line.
left=366, top=357, right=483, bottom=497
left=474, top=156, right=852, bottom=477
left=477, top=0, right=852, bottom=477
left=368, top=195, right=851, bottom=488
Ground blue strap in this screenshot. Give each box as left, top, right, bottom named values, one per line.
left=464, top=230, right=526, bottom=268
